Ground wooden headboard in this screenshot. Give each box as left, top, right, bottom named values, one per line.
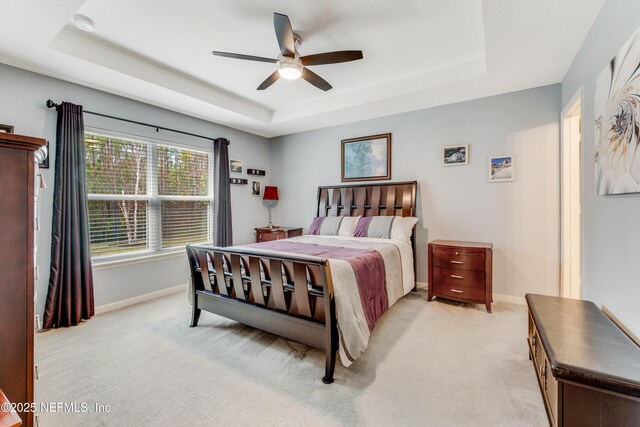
left=316, top=181, right=417, bottom=218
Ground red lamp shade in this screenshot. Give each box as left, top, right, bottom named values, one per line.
left=263, top=186, right=279, bottom=201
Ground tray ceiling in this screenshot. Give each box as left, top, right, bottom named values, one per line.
left=0, top=0, right=605, bottom=137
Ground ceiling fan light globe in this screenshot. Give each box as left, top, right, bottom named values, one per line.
left=278, top=63, right=302, bottom=80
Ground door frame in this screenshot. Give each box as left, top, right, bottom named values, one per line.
left=560, top=89, right=582, bottom=299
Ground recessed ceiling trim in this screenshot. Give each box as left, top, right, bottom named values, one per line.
left=49, top=27, right=271, bottom=124
left=271, top=57, right=487, bottom=124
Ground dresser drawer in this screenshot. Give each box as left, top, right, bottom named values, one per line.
left=432, top=248, right=486, bottom=271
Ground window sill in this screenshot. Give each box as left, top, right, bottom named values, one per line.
left=92, top=249, right=186, bottom=271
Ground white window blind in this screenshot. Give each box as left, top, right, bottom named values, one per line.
left=85, top=133, right=213, bottom=258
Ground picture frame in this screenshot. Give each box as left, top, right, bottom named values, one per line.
left=38, top=140, right=50, bottom=169
left=0, top=124, right=14, bottom=133
left=489, top=155, right=514, bottom=182
left=230, top=159, right=243, bottom=174
left=251, top=181, right=261, bottom=197
left=230, top=178, right=248, bottom=185
left=442, top=144, right=468, bottom=166
left=594, top=26, right=640, bottom=194
left=341, top=133, right=391, bottom=182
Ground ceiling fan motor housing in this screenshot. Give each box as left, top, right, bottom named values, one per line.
left=278, top=53, right=303, bottom=79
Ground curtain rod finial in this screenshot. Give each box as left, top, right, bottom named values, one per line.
left=46, top=99, right=58, bottom=109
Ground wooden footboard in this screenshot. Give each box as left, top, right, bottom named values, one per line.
left=186, top=244, right=339, bottom=384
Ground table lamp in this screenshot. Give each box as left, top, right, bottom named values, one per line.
left=263, top=186, right=279, bottom=228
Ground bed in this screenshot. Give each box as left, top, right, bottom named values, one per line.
left=186, top=181, right=417, bottom=383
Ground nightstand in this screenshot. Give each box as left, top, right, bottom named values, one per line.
left=427, top=240, right=493, bottom=313
left=255, top=227, right=303, bottom=243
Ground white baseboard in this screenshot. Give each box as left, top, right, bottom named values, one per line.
left=493, top=293, right=526, bottom=305
left=415, top=282, right=526, bottom=305
left=95, top=283, right=187, bottom=315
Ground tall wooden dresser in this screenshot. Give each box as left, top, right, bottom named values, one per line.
left=0, top=133, right=46, bottom=427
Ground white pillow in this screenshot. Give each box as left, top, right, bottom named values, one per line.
left=390, top=217, right=419, bottom=242
left=338, top=216, right=361, bottom=237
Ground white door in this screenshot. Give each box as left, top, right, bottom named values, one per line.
left=560, top=91, right=582, bottom=299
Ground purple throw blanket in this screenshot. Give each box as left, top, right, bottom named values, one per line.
left=247, top=241, right=388, bottom=331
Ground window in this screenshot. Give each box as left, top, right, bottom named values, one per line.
left=85, top=133, right=212, bottom=258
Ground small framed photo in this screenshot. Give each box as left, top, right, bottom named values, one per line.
left=0, top=124, right=14, bottom=133
left=442, top=144, right=468, bottom=166
left=230, top=159, right=243, bottom=174
left=489, top=155, right=514, bottom=182
left=251, top=181, right=261, bottom=196
left=39, top=140, right=50, bottom=169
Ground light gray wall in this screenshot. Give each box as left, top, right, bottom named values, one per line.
left=562, top=0, right=640, bottom=336
left=0, top=63, right=269, bottom=316
left=269, top=85, right=561, bottom=299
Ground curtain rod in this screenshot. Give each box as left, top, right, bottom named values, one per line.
left=45, top=99, right=223, bottom=143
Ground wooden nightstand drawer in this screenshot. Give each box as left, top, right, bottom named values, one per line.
left=433, top=281, right=485, bottom=302
left=255, top=227, right=302, bottom=243
left=432, top=266, right=484, bottom=289
left=432, top=248, right=485, bottom=271
left=257, top=230, right=283, bottom=241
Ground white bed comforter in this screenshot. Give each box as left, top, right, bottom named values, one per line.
left=237, top=235, right=415, bottom=366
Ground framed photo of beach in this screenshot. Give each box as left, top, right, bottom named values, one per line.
left=341, top=133, right=391, bottom=182
left=489, top=155, right=514, bottom=182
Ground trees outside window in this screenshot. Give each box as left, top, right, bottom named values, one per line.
left=85, top=133, right=212, bottom=258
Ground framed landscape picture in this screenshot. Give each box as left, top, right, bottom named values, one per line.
left=341, top=133, right=391, bottom=182
left=489, top=155, right=514, bottom=182
left=230, top=159, right=243, bottom=174
left=443, top=144, right=468, bottom=166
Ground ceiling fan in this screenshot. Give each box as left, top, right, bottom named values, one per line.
left=212, top=13, right=363, bottom=91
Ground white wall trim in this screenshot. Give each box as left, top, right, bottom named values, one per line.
left=416, top=282, right=526, bottom=305
left=493, top=293, right=526, bottom=305
left=95, top=283, right=186, bottom=315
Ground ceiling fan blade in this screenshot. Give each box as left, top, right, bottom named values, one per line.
left=301, top=50, right=363, bottom=66
left=212, top=51, right=277, bottom=63
left=274, top=13, right=296, bottom=58
left=301, top=68, right=332, bottom=91
left=257, top=71, right=281, bottom=90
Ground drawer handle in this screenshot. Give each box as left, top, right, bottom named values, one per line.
left=450, top=275, right=464, bottom=279
left=451, top=289, right=464, bottom=293
left=450, top=260, right=463, bottom=264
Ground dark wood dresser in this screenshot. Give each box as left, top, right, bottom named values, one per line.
left=526, top=294, right=640, bottom=426
left=255, top=227, right=302, bottom=243
left=0, top=133, right=45, bottom=427
left=427, top=240, right=493, bottom=313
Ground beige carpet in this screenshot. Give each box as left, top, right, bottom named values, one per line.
left=36, top=288, right=547, bottom=426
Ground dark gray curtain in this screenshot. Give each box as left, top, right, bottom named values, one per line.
left=213, top=138, right=232, bottom=246
left=43, top=102, right=94, bottom=328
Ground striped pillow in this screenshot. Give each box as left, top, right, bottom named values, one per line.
left=307, top=216, right=344, bottom=235
left=354, top=216, right=396, bottom=239
left=353, top=216, right=419, bottom=242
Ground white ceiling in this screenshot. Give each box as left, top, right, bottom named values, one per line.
left=0, top=0, right=605, bottom=137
